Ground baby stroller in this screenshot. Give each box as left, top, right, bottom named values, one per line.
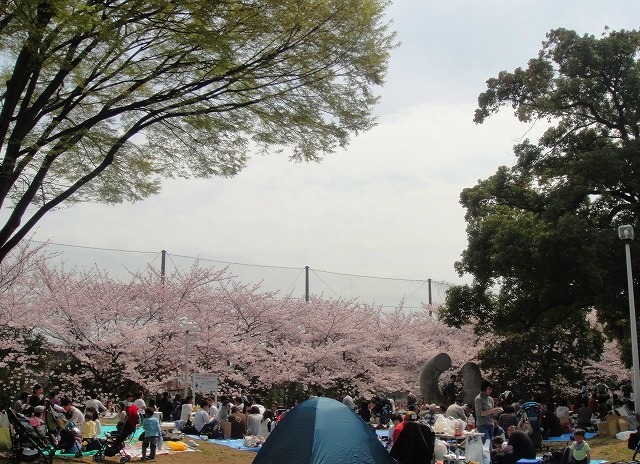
left=56, top=421, right=83, bottom=458
left=92, top=421, right=133, bottom=463
left=521, top=402, right=543, bottom=449
left=6, top=409, right=55, bottom=464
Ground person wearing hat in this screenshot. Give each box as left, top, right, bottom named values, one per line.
left=392, top=410, right=418, bottom=443
left=28, top=405, right=47, bottom=436
left=422, top=404, right=439, bottom=426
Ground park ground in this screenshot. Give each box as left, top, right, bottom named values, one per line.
left=1, top=434, right=634, bottom=464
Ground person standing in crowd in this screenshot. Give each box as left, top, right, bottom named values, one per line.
left=443, top=375, right=458, bottom=406
left=622, top=380, right=633, bottom=400
left=141, top=408, right=161, bottom=461
left=171, top=394, right=183, bottom=421
left=134, top=393, right=146, bottom=411
left=157, top=392, right=173, bottom=421
left=405, top=389, right=418, bottom=411
left=475, top=380, right=503, bottom=444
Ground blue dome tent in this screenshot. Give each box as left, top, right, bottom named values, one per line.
left=252, top=396, right=396, bottom=464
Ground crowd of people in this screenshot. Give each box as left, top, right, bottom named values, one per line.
left=4, top=376, right=634, bottom=463
left=6, top=384, right=286, bottom=457
left=342, top=376, right=634, bottom=464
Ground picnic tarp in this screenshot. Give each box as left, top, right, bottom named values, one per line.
left=252, top=396, right=396, bottom=464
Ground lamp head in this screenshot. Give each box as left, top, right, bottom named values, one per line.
left=619, top=225, right=635, bottom=241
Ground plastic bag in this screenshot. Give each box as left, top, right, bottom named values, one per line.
left=482, top=438, right=491, bottom=464
left=434, top=415, right=453, bottom=434
left=465, top=435, right=484, bottom=463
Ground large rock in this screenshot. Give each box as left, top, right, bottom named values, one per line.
left=460, top=362, right=482, bottom=405
left=419, top=353, right=451, bottom=405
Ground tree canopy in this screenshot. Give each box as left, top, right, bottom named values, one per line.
left=441, top=28, right=640, bottom=384
left=0, top=0, right=395, bottom=262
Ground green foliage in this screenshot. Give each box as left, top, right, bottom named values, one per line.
left=478, top=320, right=604, bottom=399
left=0, top=0, right=395, bottom=261
left=445, top=28, right=640, bottom=381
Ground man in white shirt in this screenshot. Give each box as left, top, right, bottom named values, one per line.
left=57, top=396, right=84, bottom=426
left=134, top=393, right=146, bottom=411
left=85, top=392, right=106, bottom=414
left=193, top=399, right=217, bottom=434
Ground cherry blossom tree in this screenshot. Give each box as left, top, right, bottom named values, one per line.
left=0, top=241, right=53, bottom=406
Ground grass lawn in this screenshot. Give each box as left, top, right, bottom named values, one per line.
left=0, top=432, right=634, bottom=464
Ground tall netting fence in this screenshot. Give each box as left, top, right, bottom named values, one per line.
left=35, top=242, right=452, bottom=308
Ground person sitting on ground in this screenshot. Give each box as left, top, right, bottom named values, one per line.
left=445, top=400, right=470, bottom=422
left=27, top=384, right=44, bottom=410
left=179, top=395, right=193, bottom=423
left=228, top=405, right=247, bottom=439
left=85, top=392, right=106, bottom=415
left=80, top=411, right=102, bottom=451
left=208, top=398, right=219, bottom=419
left=217, top=397, right=231, bottom=423
left=171, top=394, right=183, bottom=421
left=185, top=399, right=218, bottom=436
left=493, top=429, right=536, bottom=464
left=392, top=410, right=418, bottom=443
left=58, top=396, right=84, bottom=426
left=247, top=405, right=263, bottom=436
left=28, top=405, right=47, bottom=436
left=569, top=428, right=591, bottom=464
left=492, top=436, right=505, bottom=457
left=258, top=410, right=275, bottom=438
left=387, top=414, right=403, bottom=449
left=540, top=405, right=564, bottom=438
left=498, top=404, right=519, bottom=431
left=86, top=407, right=102, bottom=436
left=422, top=404, right=438, bottom=427
left=576, top=400, right=592, bottom=429
left=390, top=419, right=436, bottom=464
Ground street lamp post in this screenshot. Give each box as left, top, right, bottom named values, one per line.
left=619, top=225, right=640, bottom=417
left=184, top=329, right=190, bottom=397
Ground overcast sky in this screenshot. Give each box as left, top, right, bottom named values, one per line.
left=28, top=1, right=640, bottom=306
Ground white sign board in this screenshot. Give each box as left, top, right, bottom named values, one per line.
left=192, top=373, right=218, bottom=394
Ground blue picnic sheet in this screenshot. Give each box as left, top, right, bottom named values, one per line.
left=185, top=434, right=260, bottom=452
left=544, top=432, right=597, bottom=442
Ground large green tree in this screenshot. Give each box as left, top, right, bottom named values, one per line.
left=0, top=0, right=394, bottom=262
left=441, top=28, right=640, bottom=382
